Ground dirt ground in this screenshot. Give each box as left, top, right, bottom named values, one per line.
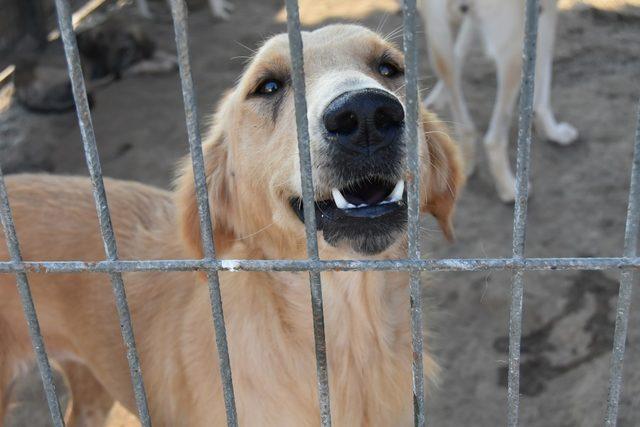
left=1, top=0, right=640, bottom=425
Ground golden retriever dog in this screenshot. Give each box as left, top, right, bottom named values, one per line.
left=0, top=24, right=463, bottom=426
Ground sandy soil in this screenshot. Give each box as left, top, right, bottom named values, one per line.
left=1, top=0, right=640, bottom=425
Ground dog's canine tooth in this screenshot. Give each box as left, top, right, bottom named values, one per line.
left=387, top=180, right=404, bottom=203
left=332, top=188, right=350, bottom=209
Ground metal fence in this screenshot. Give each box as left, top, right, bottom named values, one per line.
left=0, top=0, right=638, bottom=426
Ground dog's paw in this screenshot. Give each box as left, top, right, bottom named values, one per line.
left=484, top=142, right=518, bottom=203
left=548, top=122, right=578, bottom=146
left=496, top=178, right=518, bottom=204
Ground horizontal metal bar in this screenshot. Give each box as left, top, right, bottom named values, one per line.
left=2, top=257, right=640, bottom=274
left=0, top=167, right=65, bottom=427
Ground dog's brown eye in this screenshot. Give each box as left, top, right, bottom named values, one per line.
left=256, top=79, right=282, bottom=95
left=378, top=62, right=400, bottom=78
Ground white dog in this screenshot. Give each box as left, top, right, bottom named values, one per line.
left=420, top=0, right=578, bottom=202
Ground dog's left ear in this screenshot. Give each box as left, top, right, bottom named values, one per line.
left=419, top=107, right=465, bottom=241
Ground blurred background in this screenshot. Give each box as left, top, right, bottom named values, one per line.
left=1, top=0, right=640, bottom=425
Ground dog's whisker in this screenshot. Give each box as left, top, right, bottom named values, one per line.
left=234, top=222, right=276, bottom=241
left=376, top=13, right=391, bottom=34
left=235, top=40, right=257, bottom=54
left=383, top=25, right=404, bottom=42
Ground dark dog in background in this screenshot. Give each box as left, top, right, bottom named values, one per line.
left=13, top=12, right=177, bottom=113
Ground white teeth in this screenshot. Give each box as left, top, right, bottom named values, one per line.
left=332, top=180, right=404, bottom=210
left=332, top=188, right=356, bottom=210
left=387, top=180, right=405, bottom=203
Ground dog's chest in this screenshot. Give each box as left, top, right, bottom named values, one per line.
left=229, top=270, right=414, bottom=425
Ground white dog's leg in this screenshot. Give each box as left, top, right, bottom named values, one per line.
left=423, top=0, right=477, bottom=176
left=483, top=50, right=522, bottom=203
left=533, top=0, right=578, bottom=145
left=424, top=16, right=475, bottom=111
left=208, top=0, right=234, bottom=20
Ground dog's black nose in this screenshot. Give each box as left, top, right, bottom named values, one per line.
left=323, top=89, right=404, bottom=155
left=459, top=4, right=469, bottom=13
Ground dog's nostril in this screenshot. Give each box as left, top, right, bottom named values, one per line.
left=374, top=107, right=403, bottom=132
left=325, top=111, right=358, bottom=135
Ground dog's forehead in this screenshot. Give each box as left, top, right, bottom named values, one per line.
left=255, top=24, right=389, bottom=69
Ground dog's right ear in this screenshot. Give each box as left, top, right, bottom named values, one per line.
left=419, top=106, right=465, bottom=242
left=175, top=113, right=235, bottom=258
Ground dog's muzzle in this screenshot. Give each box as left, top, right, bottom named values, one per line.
left=289, top=88, right=409, bottom=255
left=323, top=88, right=404, bottom=156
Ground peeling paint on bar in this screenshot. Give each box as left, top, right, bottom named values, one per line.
left=220, top=260, right=241, bottom=272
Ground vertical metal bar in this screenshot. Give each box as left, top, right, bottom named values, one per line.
left=508, top=0, right=540, bottom=425
left=605, top=100, right=640, bottom=427
left=0, top=167, right=65, bottom=427
left=284, top=1, right=332, bottom=425
left=401, top=0, right=425, bottom=425
left=52, top=1, right=151, bottom=425
left=167, top=1, right=237, bottom=425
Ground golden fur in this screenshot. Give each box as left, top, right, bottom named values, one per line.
left=0, top=25, right=463, bottom=426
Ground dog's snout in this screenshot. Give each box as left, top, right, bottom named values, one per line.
left=323, top=89, right=404, bottom=154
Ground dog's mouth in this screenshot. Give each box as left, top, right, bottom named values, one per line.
left=290, top=176, right=408, bottom=254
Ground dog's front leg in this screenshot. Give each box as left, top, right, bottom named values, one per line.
left=424, top=16, right=475, bottom=112
left=533, top=0, right=578, bottom=145
left=423, top=0, right=478, bottom=177
left=62, top=361, right=115, bottom=427
left=483, top=49, right=522, bottom=203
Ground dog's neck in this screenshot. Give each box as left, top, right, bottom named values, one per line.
left=218, top=233, right=412, bottom=351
